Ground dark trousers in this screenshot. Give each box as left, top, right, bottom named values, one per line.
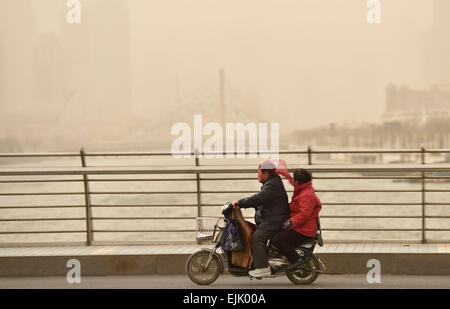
left=251, top=229, right=278, bottom=268
left=270, top=230, right=314, bottom=263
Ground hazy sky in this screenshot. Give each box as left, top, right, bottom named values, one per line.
left=130, top=0, right=435, bottom=126
left=127, top=0, right=435, bottom=128
left=1, top=0, right=446, bottom=148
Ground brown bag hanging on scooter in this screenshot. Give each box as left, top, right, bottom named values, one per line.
left=231, top=207, right=256, bottom=269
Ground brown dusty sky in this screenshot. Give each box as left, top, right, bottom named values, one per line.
left=1, top=0, right=448, bottom=147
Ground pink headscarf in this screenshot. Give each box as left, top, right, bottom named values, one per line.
left=259, top=159, right=295, bottom=187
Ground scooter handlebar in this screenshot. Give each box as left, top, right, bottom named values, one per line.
left=221, top=202, right=233, bottom=216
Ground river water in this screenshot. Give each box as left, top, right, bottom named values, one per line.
left=1, top=153, right=449, bottom=244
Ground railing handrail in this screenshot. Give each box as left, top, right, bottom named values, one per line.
left=1, top=163, right=450, bottom=176
left=2, top=147, right=450, bottom=158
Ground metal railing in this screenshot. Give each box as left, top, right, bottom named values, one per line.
left=0, top=148, right=450, bottom=246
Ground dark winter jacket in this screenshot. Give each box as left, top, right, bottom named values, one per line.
left=237, top=174, right=290, bottom=231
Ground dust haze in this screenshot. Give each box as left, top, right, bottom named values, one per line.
left=1, top=0, right=449, bottom=152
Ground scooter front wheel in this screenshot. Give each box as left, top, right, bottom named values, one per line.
left=186, top=250, right=222, bottom=285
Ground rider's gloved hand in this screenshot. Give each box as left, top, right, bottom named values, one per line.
left=222, top=202, right=232, bottom=213
left=282, top=219, right=293, bottom=230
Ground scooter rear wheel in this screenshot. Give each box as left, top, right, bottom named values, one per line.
left=186, top=250, right=222, bottom=285
left=285, top=254, right=321, bottom=285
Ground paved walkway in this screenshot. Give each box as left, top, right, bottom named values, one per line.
left=1, top=243, right=450, bottom=257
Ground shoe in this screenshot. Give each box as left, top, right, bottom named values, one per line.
left=249, top=267, right=272, bottom=278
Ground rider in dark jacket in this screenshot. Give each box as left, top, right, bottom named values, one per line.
left=238, top=173, right=290, bottom=231
left=233, top=161, right=290, bottom=278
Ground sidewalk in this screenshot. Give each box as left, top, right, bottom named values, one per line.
left=2, top=243, right=450, bottom=257
left=1, top=243, right=450, bottom=277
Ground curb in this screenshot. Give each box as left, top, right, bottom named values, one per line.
left=1, top=252, right=450, bottom=277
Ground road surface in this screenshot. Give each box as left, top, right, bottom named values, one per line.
left=1, top=274, right=449, bottom=289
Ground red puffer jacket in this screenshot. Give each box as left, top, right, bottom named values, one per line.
left=288, top=181, right=322, bottom=237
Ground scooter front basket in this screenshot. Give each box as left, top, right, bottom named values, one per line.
left=195, top=217, right=220, bottom=242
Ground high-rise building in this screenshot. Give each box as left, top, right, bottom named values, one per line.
left=0, top=0, right=37, bottom=136
left=433, top=0, right=450, bottom=28
left=60, top=0, right=131, bottom=125
left=0, top=32, right=3, bottom=131
left=422, top=0, right=450, bottom=87
left=58, top=0, right=132, bottom=146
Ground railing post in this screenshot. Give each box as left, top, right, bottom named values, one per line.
left=80, top=147, right=93, bottom=246
left=421, top=147, right=426, bottom=244
left=307, top=146, right=312, bottom=165
left=195, top=149, right=202, bottom=218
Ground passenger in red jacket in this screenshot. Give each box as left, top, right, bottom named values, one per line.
left=270, top=168, right=322, bottom=268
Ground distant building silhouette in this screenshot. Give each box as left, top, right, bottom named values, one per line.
left=292, top=83, right=450, bottom=149
left=382, top=84, right=450, bottom=125
left=0, top=0, right=37, bottom=138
